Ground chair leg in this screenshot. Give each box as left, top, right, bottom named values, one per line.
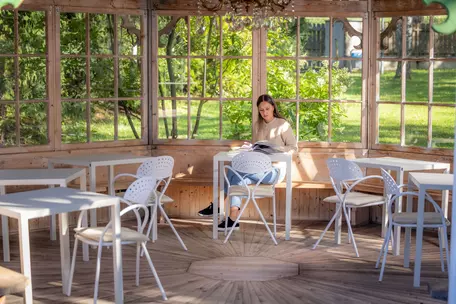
left=224, top=197, right=232, bottom=236
left=93, top=243, right=104, bottom=304
left=443, top=225, right=450, bottom=272
left=342, top=205, right=359, bottom=257
left=379, top=223, right=393, bottom=281
left=67, top=238, right=79, bottom=296
left=141, top=243, right=168, bottom=301
left=438, top=227, right=445, bottom=272
left=224, top=198, right=250, bottom=244
left=145, top=204, right=155, bottom=242
left=158, top=204, right=188, bottom=251
left=403, top=227, right=412, bottom=268
left=312, top=204, right=342, bottom=250
left=136, top=243, right=141, bottom=286
left=376, top=225, right=390, bottom=269
left=347, top=207, right=351, bottom=244
left=272, top=194, right=277, bottom=238
left=251, top=198, right=278, bottom=245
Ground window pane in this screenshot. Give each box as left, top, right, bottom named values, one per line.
left=118, top=100, right=141, bottom=140
left=378, top=104, right=401, bottom=144
left=157, top=16, right=187, bottom=56
left=158, top=100, right=188, bottom=139
left=0, top=57, right=15, bottom=100
left=434, top=62, right=456, bottom=103
left=20, top=57, right=46, bottom=100
left=434, top=16, right=456, bottom=58
left=299, top=102, right=327, bottom=141
left=0, top=10, right=14, bottom=54
left=222, top=17, right=252, bottom=56
left=406, top=64, right=428, bottom=102
left=60, top=13, right=86, bottom=55
left=190, top=58, right=219, bottom=98
left=119, top=58, right=141, bottom=97
left=378, top=61, right=401, bottom=101
left=331, top=103, right=361, bottom=142
left=190, top=16, right=219, bottom=56
left=18, top=11, right=46, bottom=54
left=158, top=58, right=187, bottom=97
left=0, top=103, right=16, bottom=146
left=190, top=100, right=219, bottom=139
left=119, top=15, right=142, bottom=56
left=267, top=17, right=296, bottom=57
left=405, top=105, right=427, bottom=147
left=299, top=60, right=328, bottom=100
left=61, top=58, right=86, bottom=99
left=90, top=14, right=114, bottom=55
left=222, top=100, right=251, bottom=140
left=20, top=102, right=47, bottom=145
left=332, top=60, right=361, bottom=101
left=90, top=58, right=114, bottom=98
left=61, top=101, right=87, bottom=143
left=222, top=59, right=251, bottom=98
left=406, top=16, right=429, bottom=58
left=267, top=59, right=296, bottom=99
left=277, top=102, right=296, bottom=133
left=333, top=18, right=363, bottom=58
left=91, top=101, right=114, bottom=141
left=432, top=106, right=455, bottom=149
left=379, top=17, right=400, bottom=58
left=300, top=17, right=328, bottom=57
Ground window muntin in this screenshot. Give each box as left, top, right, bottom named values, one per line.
left=59, top=12, right=144, bottom=144
left=376, top=16, right=456, bottom=149
left=0, top=10, right=48, bottom=148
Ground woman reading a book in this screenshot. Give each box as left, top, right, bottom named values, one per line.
left=198, top=94, right=297, bottom=230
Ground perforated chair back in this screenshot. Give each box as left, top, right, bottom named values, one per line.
left=381, top=169, right=401, bottom=197
left=232, top=151, right=272, bottom=175
left=123, top=176, right=158, bottom=206
left=326, top=158, right=364, bottom=185
left=140, top=156, right=174, bottom=180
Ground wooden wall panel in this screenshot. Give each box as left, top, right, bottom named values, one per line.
left=20, top=0, right=146, bottom=10
left=372, top=0, right=444, bottom=13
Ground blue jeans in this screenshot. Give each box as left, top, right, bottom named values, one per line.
left=225, top=168, right=279, bottom=208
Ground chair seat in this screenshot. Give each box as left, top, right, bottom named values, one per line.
left=74, top=227, right=149, bottom=243
left=149, top=191, right=174, bottom=204
left=393, top=212, right=450, bottom=225
left=228, top=184, right=274, bottom=197
left=323, top=192, right=384, bottom=206
left=0, top=266, right=29, bottom=295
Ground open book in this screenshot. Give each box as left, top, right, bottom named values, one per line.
left=235, top=140, right=285, bottom=154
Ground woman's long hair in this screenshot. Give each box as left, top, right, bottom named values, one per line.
left=256, top=94, right=284, bottom=123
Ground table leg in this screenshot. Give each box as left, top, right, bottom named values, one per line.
left=59, top=212, right=70, bottom=295
left=334, top=204, right=342, bottom=245
left=285, top=158, right=292, bottom=241
left=89, top=165, right=97, bottom=228
left=219, top=161, right=224, bottom=220
left=78, top=175, right=89, bottom=262
left=413, top=187, right=426, bottom=287
left=48, top=162, right=57, bottom=241
left=108, top=165, right=115, bottom=222
left=448, top=167, right=456, bottom=303
left=111, top=201, right=124, bottom=304
left=0, top=186, right=9, bottom=262
left=18, top=217, right=33, bottom=304
left=392, top=169, right=404, bottom=256
left=212, top=158, right=219, bottom=240
left=404, top=178, right=413, bottom=268
left=440, top=168, right=449, bottom=249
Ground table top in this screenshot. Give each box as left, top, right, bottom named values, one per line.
left=47, top=154, right=155, bottom=167
left=409, top=172, right=454, bottom=190
left=352, top=157, right=450, bottom=171
left=0, top=187, right=119, bottom=220
left=0, top=168, right=85, bottom=186
left=216, top=151, right=292, bottom=162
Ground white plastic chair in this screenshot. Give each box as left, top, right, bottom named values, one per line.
left=223, top=151, right=280, bottom=245
left=67, top=176, right=167, bottom=302
left=312, top=158, right=385, bottom=257
left=112, top=156, right=187, bottom=251
left=376, top=169, right=450, bottom=281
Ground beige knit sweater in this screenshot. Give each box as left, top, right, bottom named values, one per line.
left=252, top=118, right=297, bottom=153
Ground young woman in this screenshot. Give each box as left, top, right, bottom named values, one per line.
left=198, top=94, right=297, bottom=230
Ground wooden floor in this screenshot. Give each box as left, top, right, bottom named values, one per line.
left=0, top=219, right=449, bottom=304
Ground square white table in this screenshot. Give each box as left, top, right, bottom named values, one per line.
left=407, top=172, right=452, bottom=287
left=0, top=187, right=123, bottom=304
left=352, top=157, right=450, bottom=256
left=47, top=154, right=154, bottom=228
left=212, top=151, right=293, bottom=240
left=0, top=168, right=87, bottom=262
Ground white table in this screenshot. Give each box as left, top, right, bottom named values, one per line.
left=212, top=151, right=293, bottom=240
left=0, top=168, right=87, bottom=262
left=352, top=157, right=450, bottom=256
left=0, top=187, right=123, bottom=303
left=47, top=154, right=154, bottom=228
left=407, top=172, right=452, bottom=287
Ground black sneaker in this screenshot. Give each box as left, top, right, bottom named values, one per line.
left=218, top=217, right=240, bottom=231
left=198, top=202, right=219, bottom=217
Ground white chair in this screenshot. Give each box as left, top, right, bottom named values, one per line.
left=223, top=151, right=280, bottom=245
left=312, top=158, right=384, bottom=257
left=376, top=169, right=450, bottom=281
left=68, top=176, right=167, bottom=302
left=112, top=156, right=187, bottom=251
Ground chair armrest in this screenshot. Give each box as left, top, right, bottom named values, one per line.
left=346, top=175, right=383, bottom=193
left=111, top=173, right=140, bottom=189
